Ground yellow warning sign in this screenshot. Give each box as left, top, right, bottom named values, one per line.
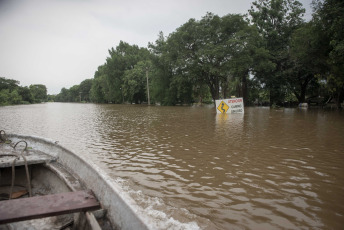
left=217, top=101, right=229, bottom=113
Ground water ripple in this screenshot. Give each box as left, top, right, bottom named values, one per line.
left=1, top=104, right=344, bottom=229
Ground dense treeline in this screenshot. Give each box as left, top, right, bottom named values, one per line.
left=0, top=77, right=49, bottom=106
left=55, top=79, right=93, bottom=103
left=55, top=0, right=344, bottom=108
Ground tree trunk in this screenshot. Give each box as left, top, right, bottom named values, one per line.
left=299, top=84, right=307, bottom=103
left=208, top=74, right=220, bottom=102
left=223, top=83, right=228, bottom=99
left=242, top=73, right=248, bottom=106
left=336, top=87, right=343, bottom=109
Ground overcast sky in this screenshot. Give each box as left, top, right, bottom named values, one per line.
left=0, top=0, right=313, bottom=94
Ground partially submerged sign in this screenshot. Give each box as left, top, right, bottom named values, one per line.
left=215, top=98, right=244, bottom=114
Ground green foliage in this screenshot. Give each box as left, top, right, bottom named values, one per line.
left=55, top=79, right=93, bottom=102
left=0, top=89, right=10, bottom=105
left=90, top=65, right=108, bottom=103
left=193, top=84, right=213, bottom=104
left=55, top=88, right=69, bottom=102
left=104, top=41, right=151, bottom=103
left=0, top=77, right=47, bottom=106
left=79, top=79, right=93, bottom=102
left=148, top=32, right=178, bottom=105
left=312, top=0, right=344, bottom=107
left=29, top=0, right=344, bottom=108
left=69, top=85, right=80, bottom=102
left=249, top=0, right=306, bottom=105
left=18, top=86, right=34, bottom=103
left=122, top=61, right=150, bottom=104
left=0, top=77, right=21, bottom=105
left=9, top=90, right=22, bottom=104
left=0, top=88, right=22, bottom=105
left=29, top=84, right=47, bottom=103
left=149, top=13, right=262, bottom=104
left=287, top=21, right=326, bottom=103
left=47, top=94, right=56, bottom=102
left=0, top=77, right=19, bottom=91
left=90, top=75, right=107, bottom=103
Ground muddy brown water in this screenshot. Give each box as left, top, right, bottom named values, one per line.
left=1, top=103, right=343, bottom=229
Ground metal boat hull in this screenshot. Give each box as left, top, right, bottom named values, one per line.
left=0, top=134, right=149, bottom=230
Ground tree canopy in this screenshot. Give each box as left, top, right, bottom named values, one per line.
left=0, top=77, right=48, bottom=106
left=24, top=0, right=344, bottom=108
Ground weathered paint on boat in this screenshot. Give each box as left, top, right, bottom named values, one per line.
left=7, top=134, right=150, bottom=230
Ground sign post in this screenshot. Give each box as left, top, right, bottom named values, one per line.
left=215, top=98, right=244, bottom=114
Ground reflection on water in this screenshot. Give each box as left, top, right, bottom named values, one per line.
left=1, top=103, right=344, bottom=229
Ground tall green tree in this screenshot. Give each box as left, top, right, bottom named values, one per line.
left=104, top=41, right=151, bottom=103
left=18, top=86, right=33, bottom=103
left=166, top=13, right=226, bottom=102
left=152, top=13, right=261, bottom=104
left=0, top=77, right=19, bottom=91
left=223, top=15, right=272, bottom=105
left=313, top=0, right=344, bottom=108
left=9, top=90, right=22, bottom=104
left=29, top=84, right=47, bottom=103
left=288, top=21, right=328, bottom=103
left=149, top=32, right=175, bottom=105
left=79, top=79, right=93, bottom=102
left=56, top=87, right=70, bottom=102
left=149, top=31, right=190, bottom=105
left=0, top=89, right=22, bottom=105
left=122, top=61, right=151, bottom=104
left=90, top=65, right=108, bottom=103
left=69, top=85, right=80, bottom=102
left=249, top=0, right=305, bottom=105
left=0, top=77, right=23, bottom=105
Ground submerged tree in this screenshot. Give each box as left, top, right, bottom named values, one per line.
left=53, top=0, right=342, bottom=108
left=149, top=13, right=264, bottom=104
left=148, top=32, right=177, bottom=105
left=104, top=41, right=151, bottom=103
left=122, top=61, right=151, bottom=104
left=79, top=79, right=93, bottom=102
left=90, top=65, right=109, bottom=103
left=29, top=84, right=47, bottom=103
left=18, top=86, right=33, bottom=103
left=249, top=0, right=305, bottom=105
left=288, top=21, right=328, bottom=103
left=312, top=0, right=344, bottom=108
left=0, top=77, right=49, bottom=105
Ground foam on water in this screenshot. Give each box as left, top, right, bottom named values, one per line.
left=114, top=177, right=202, bottom=230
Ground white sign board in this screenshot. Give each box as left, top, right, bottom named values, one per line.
left=215, top=98, right=244, bottom=114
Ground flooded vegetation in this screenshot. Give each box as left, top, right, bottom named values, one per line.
left=1, top=1, right=343, bottom=228
left=1, top=103, right=343, bottom=229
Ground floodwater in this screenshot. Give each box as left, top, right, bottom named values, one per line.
left=0, top=103, right=343, bottom=229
